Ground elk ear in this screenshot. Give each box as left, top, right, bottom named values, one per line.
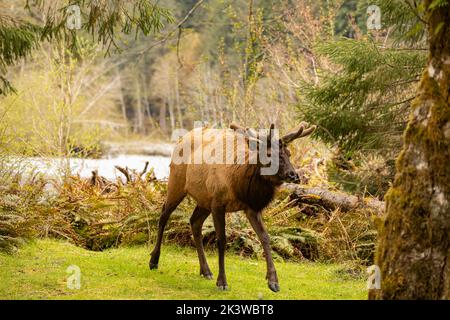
left=281, top=122, right=316, bottom=144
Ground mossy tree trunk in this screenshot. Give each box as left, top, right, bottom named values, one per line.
left=372, top=1, right=450, bottom=299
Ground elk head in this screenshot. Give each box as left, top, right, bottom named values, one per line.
left=230, top=122, right=316, bottom=184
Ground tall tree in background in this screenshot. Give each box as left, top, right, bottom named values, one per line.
left=373, top=0, right=449, bottom=299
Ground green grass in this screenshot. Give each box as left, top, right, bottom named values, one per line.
left=0, top=240, right=368, bottom=300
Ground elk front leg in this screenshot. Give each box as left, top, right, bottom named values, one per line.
left=245, top=209, right=279, bottom=292
left=212, top=206, right=228, bottom=290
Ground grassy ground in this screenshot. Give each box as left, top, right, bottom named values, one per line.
left=0, top=240, right=367, bottom=300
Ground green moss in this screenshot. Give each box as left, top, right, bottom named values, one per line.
left=374, top=64, right=450, bottom=299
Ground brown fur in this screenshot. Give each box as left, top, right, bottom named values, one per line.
left=233, top=164, right=277, bottom=212
left=165, top=128, right=279, bottom=213
left=150, top=123, right=315, bottom=292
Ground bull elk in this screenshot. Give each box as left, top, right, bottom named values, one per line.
left=149, top=122, right=316, bottom=292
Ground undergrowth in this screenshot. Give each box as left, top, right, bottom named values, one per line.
left=0, top=159, right=378, bottom=265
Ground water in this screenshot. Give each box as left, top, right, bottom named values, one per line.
left=25, top=154, right=171, bottom=181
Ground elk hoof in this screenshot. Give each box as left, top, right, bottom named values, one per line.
left=217, top=285, right=229, bottom=291
left=149, top=262, right=158, bottom=270
left=202, top=273, right=213, bottom=280
left=268, top=282, right=280, bottom=292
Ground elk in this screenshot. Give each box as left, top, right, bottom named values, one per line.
left=149, top=122, right=316, bottom=292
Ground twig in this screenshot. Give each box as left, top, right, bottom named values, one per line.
left=176, top=27, right=184, bottom=68
left=115, top=166, right=132, bottom=183
left=140, top=161, right=149, bottom=177
left=138, top=0, right=205, bottom=56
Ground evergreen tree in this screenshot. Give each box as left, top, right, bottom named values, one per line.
left=299, top=0, right=428, bottom=195
left=0, top=0, right=173, bottom=95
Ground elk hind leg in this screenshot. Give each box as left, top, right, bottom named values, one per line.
left=212, top=207, right=228, bottom=290
left=190, top=206, right=213, bottom=279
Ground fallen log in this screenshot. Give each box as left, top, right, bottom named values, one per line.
left=282, top=183, right=385, bottom=215
left=89, top=170, right=118, bottom=193
left=115, top=161, right=156, bottom=185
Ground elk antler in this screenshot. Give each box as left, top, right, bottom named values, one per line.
left=230, top=123, right=259, bottom=140
left=230, top=123, right=245, bottom=132
left=267, top=123, right=275, bottom=147
left=281, top=122, right=316, bottom=144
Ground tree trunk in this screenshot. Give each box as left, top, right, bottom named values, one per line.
left=175, top=68, right=183, bottom=129
left=117, top=68, right=129, bottom=136
left=159, top=101, right=167, bottom=134
left=283, top=184, right=384, bottom=215
left=135, top=77, right=144, bottom=135
left=372, top=1, right=450, bottom=299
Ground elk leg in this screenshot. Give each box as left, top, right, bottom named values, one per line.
left=149, top=195, right=185, bottom=270
left=190, top=206, right=213, bottom=279
left=245, top=209, right=280, bottom=292
left=212, top=207, right=228, bottom=290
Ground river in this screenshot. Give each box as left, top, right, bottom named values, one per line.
left=23, top=154, right=171, bottom=181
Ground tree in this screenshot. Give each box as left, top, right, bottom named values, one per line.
left=302, top=38, right=425, bottom=157
left=298, top=0, right=429, bottom=196
left=0, top=0, right=173, bottom=95
left=372, top=0, right=449, bottom=299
